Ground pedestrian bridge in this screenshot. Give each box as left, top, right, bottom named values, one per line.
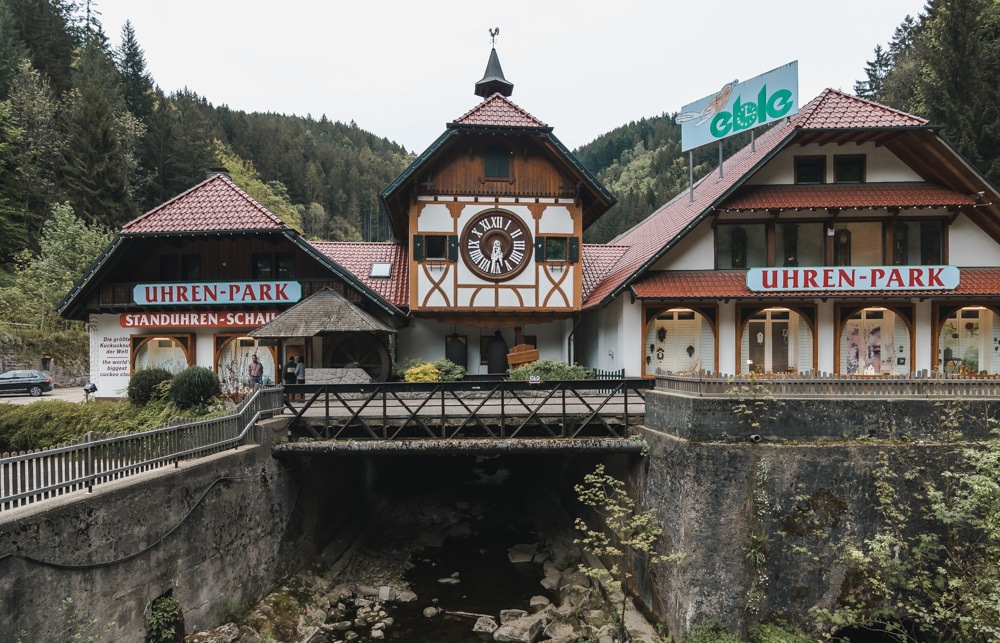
left=274, top=379, right=650, bottom=455
left=0, top=380, right=651, bottom=511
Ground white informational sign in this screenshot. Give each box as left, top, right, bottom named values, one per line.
left=676, top=61, right=799, bottom=152
left=133, top=281, right=301, bottom=306
left=746, top=266, right=960, bottom=293
left=91, top=319, right=132, bottom=397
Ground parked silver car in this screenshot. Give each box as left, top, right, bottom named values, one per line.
left=0, top=370, right=54, bottom=397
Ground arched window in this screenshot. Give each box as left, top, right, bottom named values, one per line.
left=484, top=146, right=510, bottom=179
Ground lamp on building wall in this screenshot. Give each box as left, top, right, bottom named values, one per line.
left=756, top=331, right=764, bottom=345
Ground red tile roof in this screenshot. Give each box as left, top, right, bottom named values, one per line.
left=582, top=89, right=938, bottom=309
left=793, top=90, right=928, bottom=129
left=631, top=268, right=1000, bottom=299
left=452, top=93, right=548, bottom=128
left=123, top=174, right=287, bottom=233
left=582, top=244, right=629, bottom=300
left=723, top=183, right=975, bottom=211
left=310, top=241, right=409, bottom=307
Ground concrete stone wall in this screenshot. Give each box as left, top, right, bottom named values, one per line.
left=0, top=421, right=368, bottom=641
left=645, top=388, right=997, bottom=441
left=605, top=426, right=957, bottom=638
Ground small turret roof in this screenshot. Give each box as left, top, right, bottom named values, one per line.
left=475, top=47, right=514, bottom=98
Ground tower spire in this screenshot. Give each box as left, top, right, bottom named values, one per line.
left=475, top=28, right=514, bottom=98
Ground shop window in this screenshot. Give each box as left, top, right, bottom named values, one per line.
left=717, top=224, right=766, bottom=269
left=252, top=252, right=296, bottom=279
left=484, top=146, right=510, bottom=179
left=939, top=307, right=991, bottom=374
left=795, top=156, right=825, bottom=184
left=893, top=220, right=944, bottom=266
left=843, top=308, right=907, bottom=375
left=834, top=155, right=865, bottom=183
left=776, top=223, right=823, bottom=266
left=833, top=222, right=882, bottom=266
left=159, top=254, right=201, bottom=281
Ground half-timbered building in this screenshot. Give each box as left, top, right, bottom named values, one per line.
left=61, top=47, right=1000, bottom=395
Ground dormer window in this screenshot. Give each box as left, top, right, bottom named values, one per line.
left=484, top=146, right=510, bottom=179
left=834, top=155, right=865, bottom=183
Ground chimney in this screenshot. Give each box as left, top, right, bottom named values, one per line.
left=205, top=167, right=230, bottom=181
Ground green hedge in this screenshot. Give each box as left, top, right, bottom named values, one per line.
left=168, top=366, right=221, bottom=409
left=507, top=358, right=594, bottom=381
left=0, top=400, right=217, bottom=453
left=128, top=368, right=173, bottom=405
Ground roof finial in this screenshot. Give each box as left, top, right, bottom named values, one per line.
left=490, top=27, right=499, bottom=47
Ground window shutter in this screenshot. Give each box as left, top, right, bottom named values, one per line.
left=535, top=237, right=545, bottom=262
left=448, top=235, right=459, bottom=261
left=412, top=234, right=425, bottom=261
left=568, top=237, right=580, bottom=263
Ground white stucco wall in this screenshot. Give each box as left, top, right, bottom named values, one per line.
left=718, top=302, right=737, bottom=375
left=949, top=214, right=1000, bottom=266
left=746, top=142, right=922, bottom=185
left=650, top=221, right=714, bottom=270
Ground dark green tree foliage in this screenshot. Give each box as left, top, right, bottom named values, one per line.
left=1, top=0, right=79, bottom=96
left=576, top=114, right=748, bottom=243
left=115, top=20, right=153, bottom=121
left=0, top=100, right=31, bottom=262
left=857, top=2, right=1000, bottom=182
left=62, top=36, right=136, bottom=227
left=6, top=58, right=65, bottom=223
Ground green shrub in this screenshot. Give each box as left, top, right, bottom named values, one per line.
left=431, top=359, right=465, bottom=381
left=168, top=366, right=221, bottom=408
left=147, top=594, right=183, bottom=642
left=127, top=368, right=173, bottom=405
left=404, top=362, right=440, bottom=382
left=0, top=399, right=222, bottom=452
left=507, top=358, right=594, bottom=381
left=748, top=623, right=812, bottom=643
left=399, top=358, right=465, bottom=382
left=683, top=621, right=741, bottom=643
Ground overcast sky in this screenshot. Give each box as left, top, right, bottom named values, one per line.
left=94, top=0, right=926, bottom=153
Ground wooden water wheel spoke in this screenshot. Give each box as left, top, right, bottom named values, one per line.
left=326, top=333, right=390, bottom=382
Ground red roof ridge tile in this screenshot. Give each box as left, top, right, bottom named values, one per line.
left=452, top=93, right=548, bottom=128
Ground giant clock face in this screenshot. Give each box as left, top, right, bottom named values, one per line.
left=460, top=211, right=532, bottom=281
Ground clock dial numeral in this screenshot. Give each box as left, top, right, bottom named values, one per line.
left=460, top=211, right=532, bottom=281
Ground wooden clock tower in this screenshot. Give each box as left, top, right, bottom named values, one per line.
left=379, top=43, right=615, bottom=359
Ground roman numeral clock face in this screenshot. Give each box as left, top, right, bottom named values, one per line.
left=460, top=211, right=531, bottom=281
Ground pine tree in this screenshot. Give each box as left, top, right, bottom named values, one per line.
left=62, top=37, right=135, bottom=227
left=115, top=20, right=153, bottom=121
left=854, top=44, right=890, bottom=99
left=0, top=100, right=33, bottom=263
left=2, top=0, right=80, bottom=96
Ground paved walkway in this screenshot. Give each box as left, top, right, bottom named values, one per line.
left=0, top=386, right=88, bottom=405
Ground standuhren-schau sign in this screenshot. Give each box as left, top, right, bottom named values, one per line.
left=676, top=61, right=799, bottom=152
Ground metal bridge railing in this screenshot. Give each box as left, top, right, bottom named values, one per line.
left=0, top=386, right=284, bottom=512
left=281, top=378, right=652, bottom=440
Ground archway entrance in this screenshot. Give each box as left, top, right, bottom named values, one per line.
left=840, top=308, right=910, bottom=375
left=740, top=308, right=813, bottom=374
left=216, top=336, right=276, bottom=393
left=644, top=308, right=715, bottom=375
left=938, top=306, right=999, bottom=374
left=133, top=337, right=188, bottom=374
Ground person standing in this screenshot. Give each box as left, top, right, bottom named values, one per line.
left=294, top=355, right=306, bottom=400
left=248, top=354, right=264, bottom=388
left=283, top=355, right=297, bottom=399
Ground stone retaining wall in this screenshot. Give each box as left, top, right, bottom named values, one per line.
left=646, top=388, right=997, bottom=441
left=0, top=419, right=368, bottom=640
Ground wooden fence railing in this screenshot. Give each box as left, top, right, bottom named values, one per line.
left=656, top=371, right=1000, bottom=398
left=0, top=386, right=284, bottom=512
